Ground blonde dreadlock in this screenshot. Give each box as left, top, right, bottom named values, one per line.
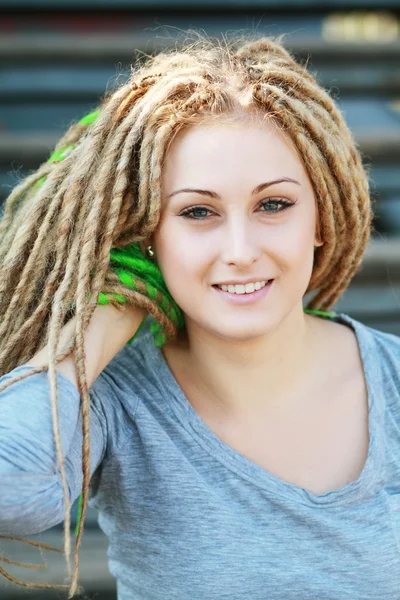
left=0, top=31, right=374, bottom=598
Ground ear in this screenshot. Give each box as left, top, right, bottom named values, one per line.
left=314, top=210, right=323, bottom=247
left=139, top=239, right=151, bottom=254
left=314, top=223, right=324, bottom=247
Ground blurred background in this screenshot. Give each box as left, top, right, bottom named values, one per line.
left=0, top=0, right=400, bottom=598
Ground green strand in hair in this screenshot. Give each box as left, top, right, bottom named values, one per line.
left=34, top=109, right=185, bottom=347
left=303, top=308, right=336, bottom=319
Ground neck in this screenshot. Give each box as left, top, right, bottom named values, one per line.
left=170, top=307, right=321, bottom=419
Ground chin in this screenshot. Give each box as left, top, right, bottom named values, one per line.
left=208, top=320, right=275, bottom=342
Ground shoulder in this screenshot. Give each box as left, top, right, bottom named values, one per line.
left=86, top=329, right=162, bottom=457
left=92, top=325, right=162, bottom=407
left=309, top=312, right=400, bottom=391
left=333, top=313, right=400, bottom=396
left=337, top=312, right=400, bottom=359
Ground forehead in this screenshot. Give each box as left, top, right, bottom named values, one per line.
left=162, top=116, right=307, bottom=189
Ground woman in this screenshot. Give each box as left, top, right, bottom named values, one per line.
left=0, top=33, right=399, bottom=599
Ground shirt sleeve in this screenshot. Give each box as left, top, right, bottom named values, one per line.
left=0, top=364, right=108, bottom=535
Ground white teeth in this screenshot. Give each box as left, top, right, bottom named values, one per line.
left=217, top=281, right=268, bottom=294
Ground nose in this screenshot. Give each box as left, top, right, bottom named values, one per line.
left=220, top=218, right=261, bottom=268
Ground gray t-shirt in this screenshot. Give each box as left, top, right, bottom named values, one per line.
left=1, top=312, right=400, bottom=599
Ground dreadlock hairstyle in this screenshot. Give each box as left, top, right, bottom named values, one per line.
left=0, top=31, right=373, bottom=598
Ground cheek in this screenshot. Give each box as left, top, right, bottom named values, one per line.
left=288, top=227, right=317, bottom=293
left=270, top=220, right=315, bottom=266
left=167, top=251, right=208, bottom=288
left=269, top=224, right=315, bottom=298
left=157, top=224, right=207, bottom=273
left=292, top=232, right=315, bottom=279
left=154, top=234, right=207, bottom=295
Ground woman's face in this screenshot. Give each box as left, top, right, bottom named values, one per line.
left=149, top=117, right=322, bottom=343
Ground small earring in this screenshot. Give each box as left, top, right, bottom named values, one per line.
left=146, top=245, right=155, bottom=258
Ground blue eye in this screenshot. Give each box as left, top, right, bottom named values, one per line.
left=181, top=206, right=212, bottom=219
left=259, top=198, right=294, bottom=213
left=179, top=198, right=295, bottom=220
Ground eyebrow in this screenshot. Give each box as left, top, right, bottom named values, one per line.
left=166, top=177, right=301, bottom=200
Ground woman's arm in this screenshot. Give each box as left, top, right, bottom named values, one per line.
left=27, top=303, right=147, bottom=390
left=0, top=303, right=147, bottom=534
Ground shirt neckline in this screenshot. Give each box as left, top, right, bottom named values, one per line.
left=148, top=312, right=384, bottom=507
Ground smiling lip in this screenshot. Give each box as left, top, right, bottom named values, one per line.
left=214, top=278, right=272, bottom=286
left=212, top=280, right=273, bottom=304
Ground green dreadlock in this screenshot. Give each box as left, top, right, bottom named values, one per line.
left=36, top=110, right=185, bottom=349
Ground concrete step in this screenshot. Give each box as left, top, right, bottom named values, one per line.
left=0, top=528, right=116, bottom=599
left=1, top=34, right=400, bottom=63
left=2, top=130, right=400, bottom=165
